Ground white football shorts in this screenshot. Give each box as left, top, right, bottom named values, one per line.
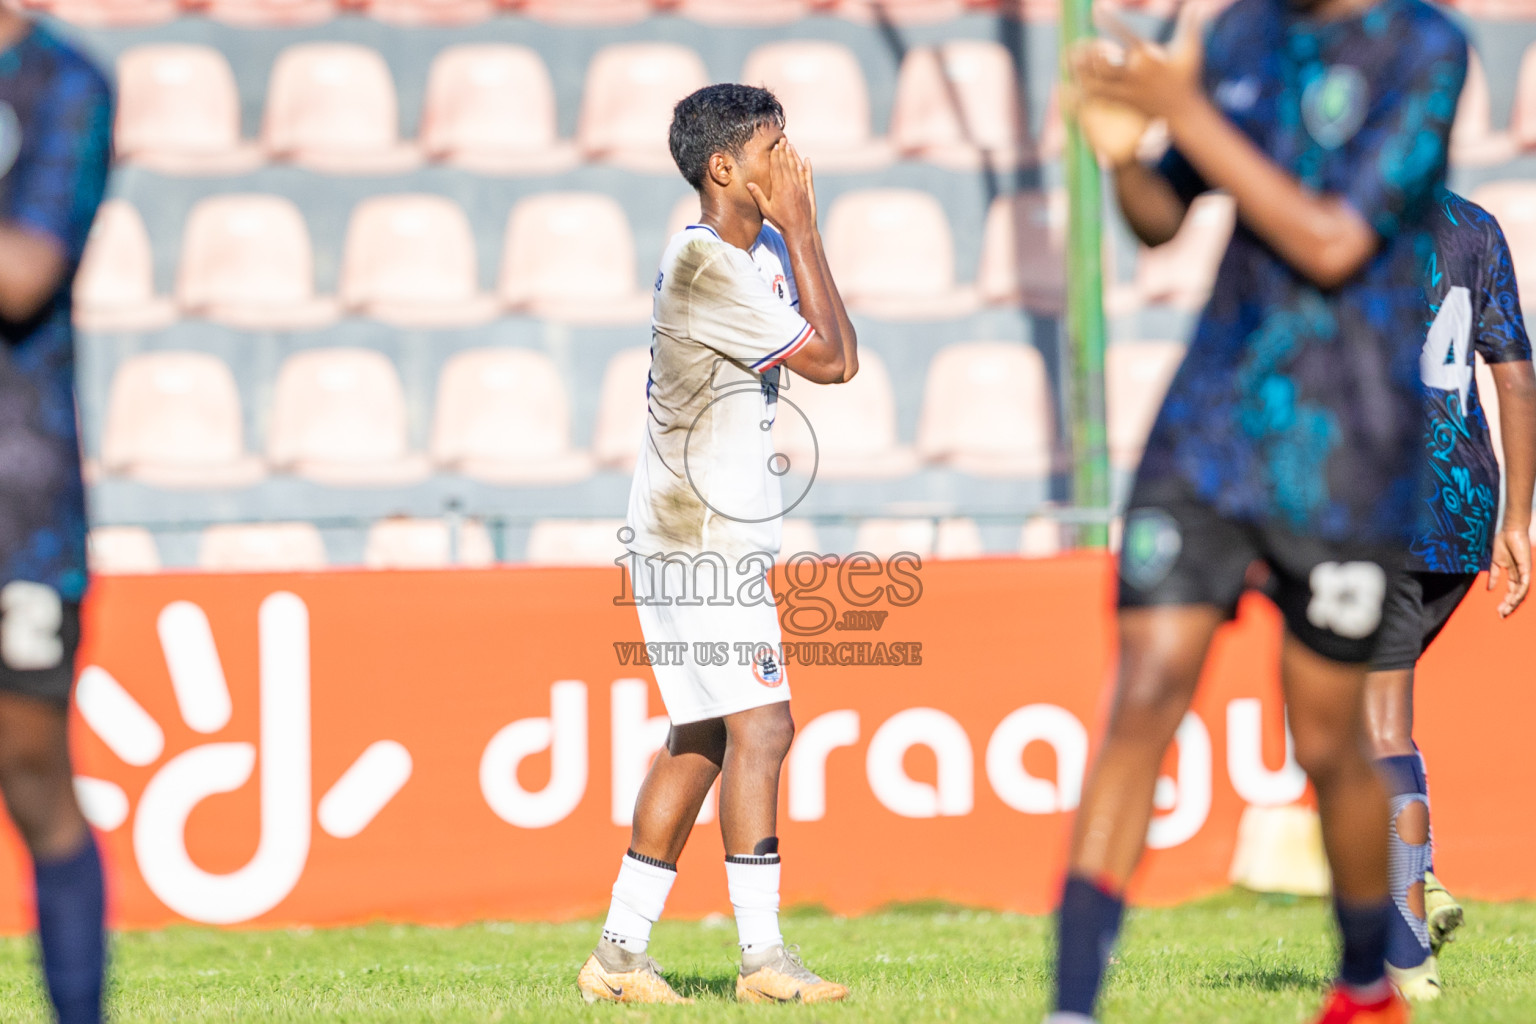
left=630, top=557, right=790, bottom=725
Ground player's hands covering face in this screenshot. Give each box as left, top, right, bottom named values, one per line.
left=1072, top=3, right=1206, bottom=123
left=748, top=139, right=816, bottom=243
left=1489, top=525, right=1531, bottom=618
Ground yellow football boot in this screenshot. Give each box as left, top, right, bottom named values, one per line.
left=576, top=940, right=692, bottom=1005
left=736, top=944, right=848, bottom=1004
left=1388, top=953, right=1443, bottom=1001
left=1424, top=871, right=1464, bottom=954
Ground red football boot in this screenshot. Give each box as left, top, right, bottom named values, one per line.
left=1309, top=983, right=1411, bottom=1024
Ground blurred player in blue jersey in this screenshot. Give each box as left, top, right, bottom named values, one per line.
left=0, top=6, right=112, bottom=1023
left=1058, top=0, right=1465, bottom=1021
left=1363, top=188, right=1536, bottom=1000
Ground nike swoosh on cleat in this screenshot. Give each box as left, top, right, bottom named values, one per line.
left=603, top=981, right=623, bottom=998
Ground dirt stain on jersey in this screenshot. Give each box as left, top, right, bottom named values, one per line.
left=652, top=482, right=706, bottom=550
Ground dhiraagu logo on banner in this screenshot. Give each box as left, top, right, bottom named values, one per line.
left=1302, top=65, right=1368, bottom=150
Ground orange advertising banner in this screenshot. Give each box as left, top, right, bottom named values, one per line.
left=0, top=554, right=1524, bottom=932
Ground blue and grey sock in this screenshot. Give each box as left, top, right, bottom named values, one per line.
left=1335, top=896, right=1391, bottom=989
left=34, top=835, right=105, bottom=1024
left=1053, top=875, right=1124, bottom=1017
left=1377, top=753, right=1432, bottom=969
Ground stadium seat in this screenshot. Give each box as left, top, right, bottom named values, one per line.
left=263, top=44, right=419, bottom=173
left=1452, top=52, right=1515, bottom=167
left=267, top=348, right=430, bottom=485
left=778, top=519, right=821, bottom=558
left=204, top=0, right=335, bottom=26
left=1134, top=193, right=1235, bottom=310
left=740, top=42, right=892, bottom=172
left=674, top=0, right=808, bottom=24
left=498, top=192, right=650, bottom=324
left=1470, top=182, right=1536, bottom=293
left=667, top=194, right=699, bottom=240
left=100, top=352, right=265, bottom=488
left=43, top=0, right=176, bottom=26
left=936, top=518, right=984, bottom=559
left=430, top=348, right=594, bottom=484
left=340, top=195, right=498, bottom=327
left=916, top=342, right=1054, bottom=477
left=853, top=519, right=935, bottom=559
left=88, top=527, right=161, bottom=574
left=592, top=347, right=653, bottom=471
left=578, top=43, right=710, bottom=173
left=364, top=517, right=496, bottom=569
left=889, top=40, right=1031, bottom=169
left=822, top=189, right=979, bottom=320
left=115, top=45, right=260, bottom=174
left=1106, top=341, right=1186, bottom=469
left=520, top=0, right=650, bottom=22
left=365, top=0, right=493, bottom=25
left=177, top=195, right=338, bottom=329
left=832, top=0, right=967, bottom=23
left=977, top=190, right=1066, bottom=314
left=73, top=200, right=176, bottom=332
left=774, top=349, right=918, bottom=479
left=524, top=519, right=627, bottom=565
left=198, top=523, right=328, bottom=571
left=1019, top=518, right=1061, bottom=557
left=1511, top=44, right=1536, bottom=152
left=420, top=45, right=577, bottom=174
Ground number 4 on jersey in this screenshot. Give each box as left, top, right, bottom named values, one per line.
left=1420, top=285, right=1472, bottom=414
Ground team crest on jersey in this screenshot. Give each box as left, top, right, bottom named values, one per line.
left=771, top=274, right=788, bottom=302
left=1302, top=65, right=1368, bottom=150
left=0, top=103, right=20, bottom=180
left=1120, top=508, right=1183, bottom=591
left=751, top=645, right=784, bottom=687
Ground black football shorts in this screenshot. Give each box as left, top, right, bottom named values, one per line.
left=1369, top=570, right=1478, bottom=672
left=1116, top=478, right=1403, bottom=664
left=0, top=585, right=81, bottom=706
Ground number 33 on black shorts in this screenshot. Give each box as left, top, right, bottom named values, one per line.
left=1116, top=484, right=1399, bottom=666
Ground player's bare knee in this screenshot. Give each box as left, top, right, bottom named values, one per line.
left=726, top=703, right=795, bottom=761
left=1395, top=799, right=1430, bottom=845
left=1291, top=729, right=1354, bottom=785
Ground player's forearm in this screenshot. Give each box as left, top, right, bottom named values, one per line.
left=1493, top=360, right=1536, bottom=529
left=1164, top=96, right=1378, bottom=289
left=783, top=232, right=850, bottom=383
left=0, top=226, right=66, bottom=323
left=1113, top=162, right=1188, bottom=248
left=810, top=230, right=858, bottom=381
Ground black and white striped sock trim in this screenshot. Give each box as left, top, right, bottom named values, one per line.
left=725, top=853, right=781, bottom=865
left=625, top=848, right=678, bottom=872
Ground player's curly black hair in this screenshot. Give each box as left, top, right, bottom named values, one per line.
left=669, top=83, right=785, bottom=191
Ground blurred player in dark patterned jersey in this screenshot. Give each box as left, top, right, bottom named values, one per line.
left=1363, top=188, right=1536, bottom=1000
left=0, top=5, right=111, bottom=1023
left=1059, top=0, right=1466, bottom=1021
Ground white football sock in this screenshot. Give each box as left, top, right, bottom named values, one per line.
left=726, top=854, right=783, bottom=954
left=601, top=851, right=677, bottom=954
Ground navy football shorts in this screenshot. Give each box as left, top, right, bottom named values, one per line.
left=0, top=590, right=81, bottom=706
left=1369, top=570, right=1478, bottom=672
left=1116, top=478, right=1403, bottom=665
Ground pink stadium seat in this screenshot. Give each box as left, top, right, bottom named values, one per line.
left=101, top=352, right=265, bottom=488
left=420, top=45, right=577, bottom=174
left=1511, top=45, right=1536, bottom=153
left=498, top=192, right=650, bottom=324
left=578, top=43, right=710, bottom=173
left=365, top=0, right=493, bottom=25
left=667, top=194, right=699, bottom=240
left=1019, top=518, right=1061, bottom=558
left=978, top=190, right=1066, bottom=314
left=524, top=519, right=628, bottom=566
left=833, top=0, right=967, bottom=23
left=890, top=41, right=1031, bottom=169
left=774, top=350, right=918, bottom=479
left=778, top=519, right=821, bottom=559
left=853, top=519, right=936, bottom=559
left=364, top=517, right=495, bottom=569
left=1107, top=341, right=1186, bottom=469
left=431, top=348, right=594, bottom=484
left=177, top=195, right=338, bottom=329
left=88, top=527, right=161, bottom=575
left=1134, top=193, right=1235, bottom=310
left=936, top=518, right=984, bottom=559
left=674, top=0, right=808, bottom=23
left=822, top=189, right=978, bottom=320
left=1470, top=182, right=1536, bottom=292
left=916, top=342, right=1053, bottom=477
left=520, top=0, right=650, bottom=22
left=115, top=45, right=260, bottom=174
left=267, top=348, right=430, bottom=485
left=1452, top=52, right=1515, bottom=167
left=203, top=0, right=334, bottom=26
left=44, top=0, right=176, bottom=26
left=592, top=347, right=654, bottom=471
left=262, top=44, right=418, bottom=173
left=340, top=195, right=497, bottom=327
left=73, top=200, right=176, bottom=332
left=198, top=523, right=329, bottom=571
left=740, top=42, right=892, bottom=171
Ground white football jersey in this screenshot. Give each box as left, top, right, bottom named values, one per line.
left=626, top=222, right=813, bottom=561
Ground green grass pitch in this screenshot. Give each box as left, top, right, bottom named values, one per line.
left=0, top=891, right=1531, bottom=1022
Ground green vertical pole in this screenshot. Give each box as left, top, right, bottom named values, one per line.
left=1059, top=0, right=1110, bottom=549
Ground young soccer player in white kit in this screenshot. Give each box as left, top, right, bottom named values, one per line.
left=577, top=83, right=858, bottom=1006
